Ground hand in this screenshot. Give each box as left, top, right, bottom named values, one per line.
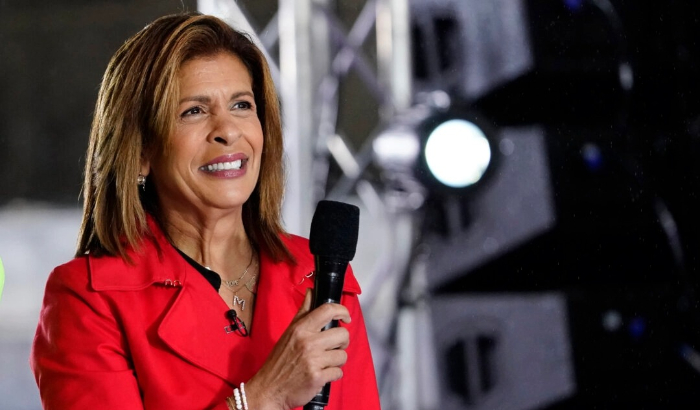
left=244, top=289, right=351, bottom=410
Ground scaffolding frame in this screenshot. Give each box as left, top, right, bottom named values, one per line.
left=197, top=1, right=421, bottom=408
left=198, top=0, right=411, bottom=232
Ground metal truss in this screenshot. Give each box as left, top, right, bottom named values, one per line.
left=198, top=1, right=419, bottom=408
left=198, top=0, right=411, bottom=229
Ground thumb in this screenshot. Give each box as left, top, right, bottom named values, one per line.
left=294, top=287, right=313, bottom=319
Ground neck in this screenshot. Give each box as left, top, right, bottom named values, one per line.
left=161, top=209, right=253, bottom=279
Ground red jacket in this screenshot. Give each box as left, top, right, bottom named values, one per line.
left=30, top=219, right=380, bottom=410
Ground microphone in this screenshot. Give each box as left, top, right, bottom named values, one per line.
left=303, top=200, right=360, bottom=410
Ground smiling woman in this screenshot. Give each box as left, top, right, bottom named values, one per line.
left=29, top=13, right=380, bottom=410
left=146, top=54, right=264, bottom=236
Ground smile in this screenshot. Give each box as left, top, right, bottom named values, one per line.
left=200, top=159, right=246, bottom=172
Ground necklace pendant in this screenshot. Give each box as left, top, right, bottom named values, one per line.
left=233, top=295, right=246, bottom=311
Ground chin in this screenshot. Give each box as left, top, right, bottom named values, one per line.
left=208, top=196, right=251, bottom=211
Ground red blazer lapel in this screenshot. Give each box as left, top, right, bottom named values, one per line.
left=157, top=264, right=243, bottom=384
left=89, top=218, right=249, bottom=385
left=243, top=249, right=305, bottom=365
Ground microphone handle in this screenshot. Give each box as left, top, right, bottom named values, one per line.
left=303, top=258, right=348, bottom=410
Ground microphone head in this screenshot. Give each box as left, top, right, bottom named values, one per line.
left=309, top=200, right=360, bottom=261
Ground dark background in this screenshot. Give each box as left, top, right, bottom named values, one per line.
left=0, top=0, right=198, bottom=205
left=413, top=1, right=700, bottom=407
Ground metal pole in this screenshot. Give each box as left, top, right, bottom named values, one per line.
left=278, top=0, right=316, bottom=235
left=197, top=0, right=280, bottom=86
left=376, top=0, right=412, bottom=119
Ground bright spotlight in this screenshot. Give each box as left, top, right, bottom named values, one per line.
left=424, top=119, right=492, bottom=188
left=372, top=104, right=497, bottom=199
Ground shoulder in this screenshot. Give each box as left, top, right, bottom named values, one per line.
left=276, top=233, right=362, bottom=295
left=45, top=250, right=150, bottom=294
left=50, top=232, right=185, bottom=293
left=279, top=233, right=313, bottom=265
left=45, top=256, right=91, bottom=290
left=280, top=232, right=309, bottom=249
left=56, top=255, right=90, bottom=273
left=263, top=233, right=314, bottom=280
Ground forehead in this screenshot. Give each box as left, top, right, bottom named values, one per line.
left=177, top=52, right=253, bottom=91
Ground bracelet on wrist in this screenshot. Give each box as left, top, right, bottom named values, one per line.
left=240, top=383, right=249, bottom=410
left=233, top=388, right=243, bottom=410
left=226, top=382, right=249, bottom=410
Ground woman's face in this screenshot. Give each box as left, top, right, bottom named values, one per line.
left=145, top=52, right=263, bottom=219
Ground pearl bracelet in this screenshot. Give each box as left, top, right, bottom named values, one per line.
left=232, top=383, right=249, bottom=410
left=233, top=388, right=242, bottom=410
left=240, top=383, right=249, bottom=410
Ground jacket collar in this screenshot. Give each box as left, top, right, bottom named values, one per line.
left=88, top=215, right=362, bottom=295
left=89, top=216, right=187, bottom=291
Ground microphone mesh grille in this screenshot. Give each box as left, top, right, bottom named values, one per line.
left=309, top=200, right=360, bottom=260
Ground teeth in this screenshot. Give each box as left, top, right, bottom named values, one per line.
left=204, top=160, right=242, bottom=172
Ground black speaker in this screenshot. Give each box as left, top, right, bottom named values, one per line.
left=425, top=124, right=700, bottom=407
left=429, top=293, right=574, bottom=410
left=410, top=0, right=625, bottom=125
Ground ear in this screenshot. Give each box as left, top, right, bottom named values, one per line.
left=140, top=156, right=150, bottom=177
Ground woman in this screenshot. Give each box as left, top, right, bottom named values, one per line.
left=30, top=13, right=380, bottom=410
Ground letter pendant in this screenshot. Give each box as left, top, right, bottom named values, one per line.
left=233, top=295, right=246, bottom=311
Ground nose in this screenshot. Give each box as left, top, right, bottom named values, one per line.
left=209, top=114, right=241, bottom=146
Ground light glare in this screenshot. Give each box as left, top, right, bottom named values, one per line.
left=373, top=128, right=421, bottom=168
left=424, top=119, right=491, bottom=188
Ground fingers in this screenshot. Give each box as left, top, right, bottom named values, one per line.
left=303, top=302, right=351, bottom=330
left=295, top=325, right=349, bottom=354
left=294, top=348, right=347, bottom=390
left=320, top=347, right=348, bottom=369
left=318, top=326, right=350, bottom=351
left=246, top=291, right=352, bottom=409
left=319, top=365, right=344, bottom=384
left=294, top=287, right=351, bottom=331
left=295, top=344, right=347, bottom=377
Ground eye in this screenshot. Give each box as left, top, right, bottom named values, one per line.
left=232, top=101, right=254, bottom=111
left=180, top=106, right=204, bottom=118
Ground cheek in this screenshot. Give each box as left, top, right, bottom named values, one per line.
left=251, top=125, right=264, bottom=156
left=168, top=134, right=199, bottom=168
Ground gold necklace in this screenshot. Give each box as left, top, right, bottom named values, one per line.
left=225, top=266, right=257, bottom=311
left=221, top=250, right=255, bottom=288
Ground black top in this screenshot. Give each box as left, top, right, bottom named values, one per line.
left=176, top=247, right=250, bottom=336
left=176, top=248, right=221, bottom=291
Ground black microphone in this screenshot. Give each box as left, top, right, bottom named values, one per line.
left=303, top=200, right=360, bottom=410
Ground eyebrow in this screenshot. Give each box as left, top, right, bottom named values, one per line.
left=178, top=91, right=255, bottom=105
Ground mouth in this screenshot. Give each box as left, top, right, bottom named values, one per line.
left=200, top=158, right=248, bottom=173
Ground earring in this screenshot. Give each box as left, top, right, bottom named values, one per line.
left=137, top=173, right=147, bottom=191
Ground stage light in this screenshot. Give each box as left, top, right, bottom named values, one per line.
left=423, top=118, right=491, bottom=189
left=372, top=98, right=497, bottom=199
left=415, top=107, right=498, bottom=198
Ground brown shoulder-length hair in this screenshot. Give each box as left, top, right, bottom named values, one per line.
left=77, top=13, right=291, bottom=263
